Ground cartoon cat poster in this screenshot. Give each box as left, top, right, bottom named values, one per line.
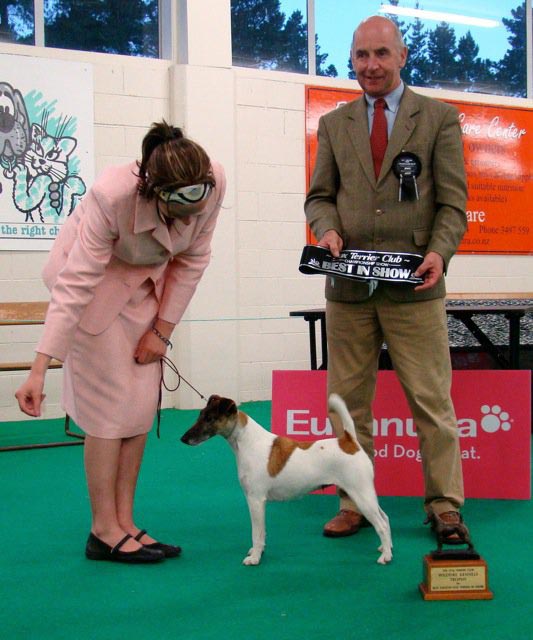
left=0, top=55, right=93, bottom=250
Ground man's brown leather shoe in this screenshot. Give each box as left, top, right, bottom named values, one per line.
left=323, top=509, right=369, bottom=537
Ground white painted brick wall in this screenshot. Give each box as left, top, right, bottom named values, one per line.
left=0, top=43, right=173, bottom=421
left=0, top=36, right=531, bottom=422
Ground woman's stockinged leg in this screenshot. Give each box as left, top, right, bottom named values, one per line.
left=83, top=434, right=143, bottom=552
left=115, top=433, right=157, bottom=544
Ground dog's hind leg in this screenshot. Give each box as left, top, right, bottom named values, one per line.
left=243, top=496, right=266, bottom=565
left=345, top=489, right=393, bottom=565
left=373, top=506, right=393, bottom=563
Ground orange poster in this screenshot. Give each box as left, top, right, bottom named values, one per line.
left=305, top=86, right=533, bottom=255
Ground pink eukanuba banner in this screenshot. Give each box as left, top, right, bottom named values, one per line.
left=271, top=370, right=531, bottom=499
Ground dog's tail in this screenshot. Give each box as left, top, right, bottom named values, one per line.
left=328, top=393, right=360, bottom=443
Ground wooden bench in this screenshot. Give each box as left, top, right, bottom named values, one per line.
left=290, top=293, right=533, bottom=371
left=0, top=301, right=84, bottom=452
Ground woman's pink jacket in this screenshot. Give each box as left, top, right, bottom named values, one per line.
left=37, top=160, right=226, bottom=362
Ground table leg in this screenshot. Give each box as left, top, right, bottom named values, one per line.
left=507, top=313, right=523, bottom=369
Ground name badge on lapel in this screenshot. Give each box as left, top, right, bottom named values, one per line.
left=392, top=152, right=421, bottom=202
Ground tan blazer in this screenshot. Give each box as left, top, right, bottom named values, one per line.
left=38, top=161, right=226, bottom=361
left=305, top=86, right=467, bottom=303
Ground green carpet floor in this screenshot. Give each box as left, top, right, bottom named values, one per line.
left=1, top=403, right=531, bottom=640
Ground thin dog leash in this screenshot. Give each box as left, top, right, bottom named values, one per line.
left=156, top=355, right=207, bottom=438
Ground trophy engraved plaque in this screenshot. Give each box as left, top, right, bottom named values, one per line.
left=420, top=551, right=493, bottom=600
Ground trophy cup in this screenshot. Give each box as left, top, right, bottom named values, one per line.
left=419, top=516, right=493, bottom=601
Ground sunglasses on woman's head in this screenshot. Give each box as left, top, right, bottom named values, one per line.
left=154, top=183, right=212, bottom=205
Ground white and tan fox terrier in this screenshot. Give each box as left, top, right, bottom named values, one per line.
left=181, top=393, right=392, bottom=566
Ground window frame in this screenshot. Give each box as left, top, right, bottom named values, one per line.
left=526, top=0, right=533, bottom=100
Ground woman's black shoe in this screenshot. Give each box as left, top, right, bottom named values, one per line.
left=143, top=541, right=182, bottom=558
left=134, top=529, right=182, bottom=558
left=85, top=532, right=165, bottom=563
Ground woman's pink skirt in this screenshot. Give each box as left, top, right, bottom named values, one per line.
left=62, top=280, right=161, bottom=438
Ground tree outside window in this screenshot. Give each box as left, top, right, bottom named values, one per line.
left=0, top=0, right=159, bottom=57
left=393, top=2, right=527, bottom=96
left=0, top=1, right=34, bottom=44
left=331, top=1, right=528, bottom=97
left=231, top=0, right=337, bottom=76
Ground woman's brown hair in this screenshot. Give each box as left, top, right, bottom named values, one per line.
left=137, top=121, right=215, bottom=200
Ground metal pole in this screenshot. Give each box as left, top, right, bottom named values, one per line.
left=526, top=0, right=532, bottom=98
left=307, top=0, right=316, bottom=75
left=34, top=0, right=44, bottom=47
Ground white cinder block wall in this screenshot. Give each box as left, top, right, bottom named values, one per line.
left=1, top=0, right=531, bottom=421
left=0, top=44, right=173, bottom=420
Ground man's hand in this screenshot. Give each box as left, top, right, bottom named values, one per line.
left=318, top=230, right=343, bottom=257
left=414, top=251, right=444, bottom=291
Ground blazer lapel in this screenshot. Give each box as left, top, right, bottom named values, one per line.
left=133, top=195, right=174, bottom=253
left=345, top=97, right=376, bottom=186
left=344, top=88, right=420, bottom=186
left=379, top=87, right=419, bottom=183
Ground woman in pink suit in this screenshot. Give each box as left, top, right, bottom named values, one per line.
left=15, top=121, right=226, bottom=564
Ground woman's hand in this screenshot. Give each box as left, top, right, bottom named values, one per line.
left=15, top=353, right=51, bottom=417
left=134, top=329, right=168, bottom=364
left=134, top=319, right=175, bottom=364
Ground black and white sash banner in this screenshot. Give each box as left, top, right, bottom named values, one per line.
left=299, top=245, right=424, bottom=284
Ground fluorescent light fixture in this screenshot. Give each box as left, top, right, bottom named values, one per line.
left=379, top=4, right=501, bottom=28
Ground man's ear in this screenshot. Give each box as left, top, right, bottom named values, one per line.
left=399, top=46, right=408, bottom=69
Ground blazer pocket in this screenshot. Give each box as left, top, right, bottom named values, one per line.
left=79, top=276, right=132, bottom=335
left=413, top=228, right=430, bottom=247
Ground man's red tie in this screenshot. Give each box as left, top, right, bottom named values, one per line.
left=370, top=98, right=388, bottom=178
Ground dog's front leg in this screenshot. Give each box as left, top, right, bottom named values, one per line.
left=243, top=496, right=266, bottom=565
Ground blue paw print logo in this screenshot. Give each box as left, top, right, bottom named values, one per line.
left=480, top=405, right=512, bottom=433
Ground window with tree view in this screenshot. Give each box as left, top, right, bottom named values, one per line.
left=0, top=0, right=159, bottom=58
left=231, top=0, right=309, bottom=72
left=0, top=2, right=35, bottom=44
left=231, top=0, right=529, bottom=98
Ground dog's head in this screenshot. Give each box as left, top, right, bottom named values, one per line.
left=181, top=394, right=239, bottom=445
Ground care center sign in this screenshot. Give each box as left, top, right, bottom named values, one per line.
left=305, top=86, right=533, bottom=255
left=272, top=370, right=531, bottom=499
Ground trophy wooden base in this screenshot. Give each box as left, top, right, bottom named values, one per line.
left=419, top=554, right=493, bottom=601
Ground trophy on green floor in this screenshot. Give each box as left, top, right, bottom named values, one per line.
left=420, top=517, right=493, bottom=601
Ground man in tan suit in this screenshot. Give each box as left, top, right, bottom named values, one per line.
left=305, top=16, right=469, bottom=542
